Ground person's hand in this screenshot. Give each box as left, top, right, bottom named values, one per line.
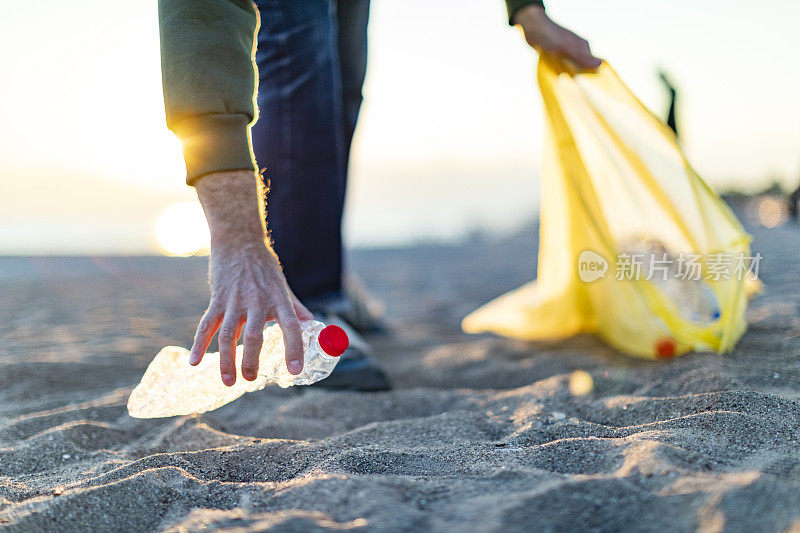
left=192, top=170, right=314, bottom=387
left=513, top=5, right=601, bottom=71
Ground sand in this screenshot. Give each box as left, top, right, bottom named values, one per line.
left=2, top=205, right=800, bottom=532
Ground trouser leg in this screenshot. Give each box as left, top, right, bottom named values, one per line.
left=337, top=0, right=370, bottom=168
left=251, top=0, right=370, bottom=310
left=252, top=0, right=346, bottom=305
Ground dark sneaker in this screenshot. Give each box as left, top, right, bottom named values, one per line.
left=309, top=314, right=392, bottom=392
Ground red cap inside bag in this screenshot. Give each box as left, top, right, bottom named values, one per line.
left=318, top=325, right=349, bottom=357
left=655, top=337, right=676, bottom=359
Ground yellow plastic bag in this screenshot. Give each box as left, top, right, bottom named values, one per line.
left=462, top=54, right=759, bottom=359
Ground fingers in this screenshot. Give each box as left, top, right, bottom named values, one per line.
left=190, top=307, right=223, bottom=366
left=218, top=314, right=244, bottom=387
left=291, top=294, right=314, bottom=322
left=241, top=309, right=267, bottom=381
left=566, top=36, right=601, bottom=71
left=276, top=304, right=305, bottom=375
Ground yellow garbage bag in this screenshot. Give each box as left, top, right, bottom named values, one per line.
left=462, top=54, right=760, bottom=359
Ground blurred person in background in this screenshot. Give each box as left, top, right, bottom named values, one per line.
left=658, top=70, right=679, bottom=137
left=158, top=0, right=600, bottom=391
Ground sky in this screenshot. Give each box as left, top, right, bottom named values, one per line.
left=0, top=0, right=798, bottom=254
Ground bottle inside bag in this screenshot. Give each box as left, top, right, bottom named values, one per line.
left=619, top=236, right=720, bottom=324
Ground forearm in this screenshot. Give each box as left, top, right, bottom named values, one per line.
left=194, top=170, right=267, bottom=250
left=158, top=0, right=259, bottom=184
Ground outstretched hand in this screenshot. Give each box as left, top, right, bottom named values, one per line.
left=192, top=170, right=313, bottom=387
left=513, top=5, right=601, bottom=71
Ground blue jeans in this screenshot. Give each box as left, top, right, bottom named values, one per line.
left=252, top=0, right=369, bottom=311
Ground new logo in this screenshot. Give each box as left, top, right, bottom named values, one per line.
left=578, top=250, right=608, bottom=283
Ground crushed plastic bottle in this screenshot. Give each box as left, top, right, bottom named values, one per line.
left=127, top=320, right=348, bottom=419
left=621, top=236, right=721, bottom=324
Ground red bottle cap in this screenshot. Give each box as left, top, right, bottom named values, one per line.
left=318, top=325, right=349, bottom=357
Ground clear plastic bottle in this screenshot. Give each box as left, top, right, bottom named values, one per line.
left=661, top=278, right=721, bottom=323
left=127, top=321, right=348, bottom=419
left=620, top=236, right=720, bottom=323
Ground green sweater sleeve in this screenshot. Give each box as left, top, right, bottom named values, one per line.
left=158, top=0, right=259, bottom=185
left=505, top=0, right=545, bottom=25
left=158, top=0, right=541, bottom=184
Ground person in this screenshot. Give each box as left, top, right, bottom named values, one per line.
left=789, top=176, right=800, bottom=221
left=658, top=70, right=679, bottom=137
left=157, top=0, right=600, bottom=391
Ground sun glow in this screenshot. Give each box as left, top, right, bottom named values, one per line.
left=155, top=202, right=210, bottom=256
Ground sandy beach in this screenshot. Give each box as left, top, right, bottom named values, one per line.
left=2, top=202, right=800, bottom=532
